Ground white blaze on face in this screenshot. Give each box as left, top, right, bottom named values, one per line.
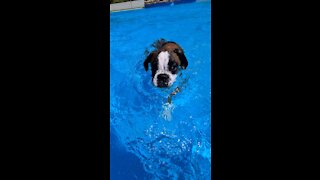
left=158, top=51, right=170, bottom=71
left=153, top=51, right=177, bottom=87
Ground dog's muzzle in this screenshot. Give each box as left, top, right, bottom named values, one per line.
left=153, top=71, right=177, bottom=88
left=156, top=74, right=170, bottom=88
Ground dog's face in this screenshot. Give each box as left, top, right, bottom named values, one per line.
left=151, top=51, right=179, bottom=87
left=144, top=41, right=188, bottom=88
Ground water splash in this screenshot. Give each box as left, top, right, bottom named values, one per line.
left=161, top=102, right=174, bottom=121
left=110, top=57, right=211, bottom=179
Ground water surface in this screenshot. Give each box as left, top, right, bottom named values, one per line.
left=110, top=1, right=211, bottom=179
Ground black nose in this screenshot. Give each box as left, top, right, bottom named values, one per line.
left=157, top=74, right=169, bottom=87
left=158, top=74, right=169, bottom=80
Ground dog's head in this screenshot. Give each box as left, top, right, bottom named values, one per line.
left=144, top=39, right=188, bottom=88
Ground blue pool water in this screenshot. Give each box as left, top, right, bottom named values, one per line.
left=110, top=1, right=211, bottom=179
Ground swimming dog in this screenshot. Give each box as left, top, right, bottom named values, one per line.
left=144, top=39, right=188, bottom=88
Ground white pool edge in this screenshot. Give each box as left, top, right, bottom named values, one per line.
left=110, top=0, right=210, bottom=13
left=110, top=0, right=145, bottom=12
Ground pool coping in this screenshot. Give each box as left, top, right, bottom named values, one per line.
left=110, top=0, right=145, bottom=12
left=110, top=0, right=210, bottom=13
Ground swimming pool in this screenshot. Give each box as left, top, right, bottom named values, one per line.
left=110, top=1, right=211, bottom=179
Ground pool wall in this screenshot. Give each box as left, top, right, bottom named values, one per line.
left=110, top=0, right=145, bottom=12
left=145, top=0, right=196, bottom=8
left=110, top=0, right=205, bottom=12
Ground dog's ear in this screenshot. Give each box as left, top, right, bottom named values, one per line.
left=174, top=49, right=188, bottom=69
left=143, top=52, right=155, bottom=71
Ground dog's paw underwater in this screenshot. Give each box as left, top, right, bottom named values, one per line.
left=144, top=38, right=188, bottom=88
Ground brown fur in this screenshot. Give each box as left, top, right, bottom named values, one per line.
left=149, top=39, right=184, bottom=65
left=144, top=39, right=188, bottom=71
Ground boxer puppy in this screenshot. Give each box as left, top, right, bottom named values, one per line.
left=144, top=39, right=188, bottom=88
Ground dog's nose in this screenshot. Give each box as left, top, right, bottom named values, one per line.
left=157, top=74, right=169, bottom=88
left=158, top=74, right=169, bottom=80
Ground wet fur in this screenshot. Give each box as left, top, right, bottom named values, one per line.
left=144, top=39, right=188, bottom=71
left=144, top=39, right=189, bottom=87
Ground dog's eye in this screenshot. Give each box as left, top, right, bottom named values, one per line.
left=170, top=65, right=176, bottom=70
left=170, top=66, right=178, bottom=74
left=169, top=61, right=178, bottom=72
